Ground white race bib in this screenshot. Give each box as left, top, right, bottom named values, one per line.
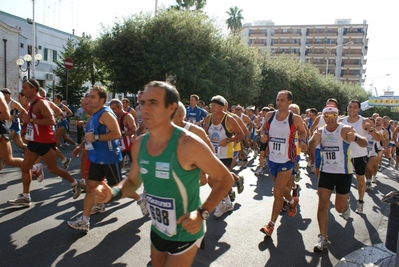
left=84, top=139, right=94, bottom=150
left=269, top=137, right=286, bottom=157
left=323, top=146, right=341, bottom=165
left=25, top=123, right=34, bottom=141
left=146, top=194, right=177, bottom=237
left=212, top=142, right=221, bottom=157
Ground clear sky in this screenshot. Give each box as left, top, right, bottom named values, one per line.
left=2, top=0, right=398, bottom=96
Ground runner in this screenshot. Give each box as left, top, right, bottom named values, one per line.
left=260, top=90, right=308, bottom=237
left=8, top=79, right=81, bottom=207
left=309, top=105, right=367, bottom=251
left=94, top=81, right=233, bottom=267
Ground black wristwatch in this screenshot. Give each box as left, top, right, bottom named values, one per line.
left=197, top=208, right=210, bottom=220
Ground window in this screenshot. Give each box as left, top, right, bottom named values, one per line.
left=43, top=48, right=58, bottom=62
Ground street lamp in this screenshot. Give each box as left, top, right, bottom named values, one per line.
left=16, top=53, right=42, bottom=80
left=324, top=41, right=353, bottom=77
left=365, top=74, right=390, bottom=96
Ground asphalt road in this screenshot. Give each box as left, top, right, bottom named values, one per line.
left=1, top=139, right=398, bottom=267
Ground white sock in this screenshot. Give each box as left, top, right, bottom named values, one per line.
left=62, top=158, right=67, bottom=163
left=289, top=198, right=295, bottom=205
left=23, top=193, right=30, bottom=199
left=71, top=179, right=77, bottom=186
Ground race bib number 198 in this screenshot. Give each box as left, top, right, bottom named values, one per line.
left=146, top=194, right=177, bottom=237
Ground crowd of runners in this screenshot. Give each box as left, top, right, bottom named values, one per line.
left=1, top=80, right=398, bottom=266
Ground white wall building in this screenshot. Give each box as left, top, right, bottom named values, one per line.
left=0, top=10, right=78, bottom=98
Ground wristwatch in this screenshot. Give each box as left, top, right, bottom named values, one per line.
left=197, top=208, right=210, bottom=220
left=94, top=134, right=100, bottom=141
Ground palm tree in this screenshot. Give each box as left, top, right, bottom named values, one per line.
left=226, top=6, right=244, bottom=35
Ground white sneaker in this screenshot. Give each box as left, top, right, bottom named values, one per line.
left=314, top=235, right=330, bottom=251
left=355, top=200, right=364, bottom=214
left=366, top=181, right=373, bottom=190
left=389, top=158, right=395, bottom=166
left=32, top=163, right=45, bottom=182
left=342, top=205, right=351, bottom=220
left=91, top=203, right=106, bottom=214
left=137, top=194, right=149, bottom=215
left=254, top=167, right=263, bottom=175
left=67, top=216, right=89, bottom=232
left=214, top=202, right=233, bottom=218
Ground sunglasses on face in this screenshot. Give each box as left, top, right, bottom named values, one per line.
left=324, top=114, right=337, bottom=119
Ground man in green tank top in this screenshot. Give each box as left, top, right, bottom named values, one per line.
left=94, top=81, right=233, bottom=267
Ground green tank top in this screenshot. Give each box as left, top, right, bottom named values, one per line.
left=138, top=126, right=203, bottom=241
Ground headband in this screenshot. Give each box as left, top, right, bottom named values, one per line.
left=322, top=105, right=338, bottom=114
left=210, top=99, right=225, bottom=106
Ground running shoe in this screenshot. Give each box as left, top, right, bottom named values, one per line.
left=280, top=199, right=289, bottom=213
left=310, top=165, right=315, bottom=174
left=214, top=202, right=233, bottom=218
left=65, top=142, right=70, bottom=147
left=366, top=181, right=373, bottom=190
left=91, top=203, right=106, bottom=214
left=67, top=216, right=89, bottom=232
left=137, top=194, right=149, bottom=215
left=0, top=157, right=5, bottom=171
left=228, top=190, right=236, bottom=202
left=389, top=157, right=395, bottom=166
left=294, top=170, right=301, bottom=182
left=236, top=175, right=244, bottom=194
left=314, top=235, right=330, bottom=251
left=254, top=167, right=264, bottom=175
left=63, top=158, right=72, bottom=170
left=33, top=163, right=45, bottom=182
left=8, top=194, right=31, bottom=207
left=260, top=221, right=274, bottom=236
left=288, top=197, right=299, bottom=217
left=292, top=184, right=300, bottom=198
left=342, top=205, right=351, bottom=220
left=378, top=165, right=383, bottom=172
left=355, top=200, right=364, bottom=214
left=72, top=180, right=82, bottom=199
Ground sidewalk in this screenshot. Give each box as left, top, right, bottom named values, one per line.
left=335, top=243, right=396, bottom=267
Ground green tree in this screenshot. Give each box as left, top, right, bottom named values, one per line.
left=51, top=37, right=95, bottom=105
left=96, top=10, right=260, bottom=105
left=172, top=0, right=207, bottom=10
left=226, top=6, right=244, bottom=35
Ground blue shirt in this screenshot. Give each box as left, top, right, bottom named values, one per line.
left=186, top=106, right=207, bottom=123
left=86, top=107, right=122, bottom=164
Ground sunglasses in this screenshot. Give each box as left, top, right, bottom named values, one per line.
left=324, top=114, right=337, bottom=119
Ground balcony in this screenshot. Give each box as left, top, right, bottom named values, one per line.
left=307, top=29, right=337, bottom=37
left=249, top=33, right=267, bottom=38
left=273, top=31, right=301, bottom=37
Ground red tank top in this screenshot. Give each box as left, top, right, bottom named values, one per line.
left=27, top=97, right=56, bottom=143
left=119, top=112, right=133, bottom=152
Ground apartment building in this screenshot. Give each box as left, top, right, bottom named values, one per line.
left=0, top=10, right=78, bottom=98
left=240, top=19, right=368, bottom=85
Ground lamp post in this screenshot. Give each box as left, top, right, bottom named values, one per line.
left=365, top=74, right=390, bottom=96
left=16, top=53, right=42, bottom=80
left=324, top=41, right=353, bottom=77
